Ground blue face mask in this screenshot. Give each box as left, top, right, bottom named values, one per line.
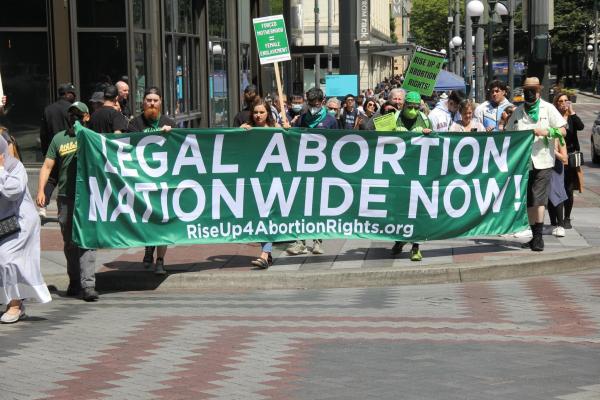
left=309, top=106, right=322, bottom=115
left=291, top=104, right=303, bottom=113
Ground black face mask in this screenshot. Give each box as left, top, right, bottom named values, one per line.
left=67, top=113, right=83, bottom=134
left=523, top=88, right=538, bottom=105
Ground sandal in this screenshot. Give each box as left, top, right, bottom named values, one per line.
left=251, top=257, right=270, bottom=269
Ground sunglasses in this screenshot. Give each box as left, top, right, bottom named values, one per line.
left=405, top=105, right=420, bottom=110
left=366, top=103, right=375, bottom=107
left=327, top=106, right=339, bottom=111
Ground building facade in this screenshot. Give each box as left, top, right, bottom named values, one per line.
left=0, top=0, right=283, bottom=164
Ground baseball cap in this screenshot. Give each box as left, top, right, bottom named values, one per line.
left=69, top=101, right=89, bottom=114
left=405, top=91, right=422, bottom=104
left=58, top=83, right=76, bottom=96
left=89, top=91, right=104, bottom=104
left=103, top=85, right=119, bottom=100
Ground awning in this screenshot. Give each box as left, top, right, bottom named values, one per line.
left=434, top=70, right=466, bottom=92
left=368, top=43, right=415, bottom=57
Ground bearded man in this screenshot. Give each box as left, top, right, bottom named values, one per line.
left=127, top=86, right=175, bottom=274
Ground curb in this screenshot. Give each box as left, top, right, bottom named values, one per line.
left=577, top=90, right=600, bottom=100
left=44, top=246, right=600, bottom=292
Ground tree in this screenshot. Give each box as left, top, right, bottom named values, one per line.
left=409, top=0, right=449, bottom=51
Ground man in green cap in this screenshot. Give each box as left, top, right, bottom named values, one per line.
left=37, top=102, right=99, bottom=302
left=391, top=91, right=432, bottom=261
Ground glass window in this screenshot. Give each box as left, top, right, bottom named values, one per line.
left=164, top=0, right=173, bottom=32
left=0, top=0, right=47, bottom=27
left=177, top=0, right=192, bottom=33
left=133, top=0, right=146, bottom=30
left=77, top=32, right=128, bottom=106
left=208, top=0, right=226, bottom=38
left=238, top=0, right=251, bottom=97
left=0, top=32, right=50, bottom=163
left=76, top=0, right=126, bottom=28
left=175, top=37, right=187, bottom=114
left=133, top=33, right=149, bottom=114
left=209, top=40, right=229, bottom=127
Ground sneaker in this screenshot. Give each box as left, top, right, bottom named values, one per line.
left=143, top=246, right=155, bottom=268
left=409, top=247, right=423, bottom=261
left=564, top=218, right=572, bottom=229
left=312, top=240, right=324, bottom=255
left=542, top=225, right=556, bottom=235
left=530, top=235, right=544, bottom=252
left=154, top=258, right=167, bottom=275
left=513, top=228, right=532, bottom=238
left=82, top=288, right=99, bottom=302
left=552, top=226, right=566, bottom=237
left=38, top=207, right=47, bottom=218
left=391, top=241, right=404, bottom=255
left=286, top=240, right=308, bottom=255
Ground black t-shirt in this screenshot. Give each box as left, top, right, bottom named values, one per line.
left=40, top=98, right=71, bottom=154
left=233, top=108, right=251, bottom=127
left=88, top=106, right=129, bottom=133
left=128, top=114, right=176, bottom=132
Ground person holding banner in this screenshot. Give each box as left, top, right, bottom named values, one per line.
left=392, top=91, right=433, bottom=261
left=428, top=91, right=463, bottom=132
left=240, top=99, right=285, bottom=268
left=128, top=86, right=175, bottom=275
left=0, top=136, right=52, bottom=323
left=505, top=77, right=567, bottom=252
left=357, top=98, right=379, bottom=130
left=37, top=102, right=100, bottom=301
left=449, top=100, right=485, bottom=132
left=474, top=80, right=513, bottom=132
left=287, top=87, right=336, bottom=256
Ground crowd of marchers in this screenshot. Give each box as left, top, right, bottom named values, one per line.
left=0, top=73, right=585, bottom=320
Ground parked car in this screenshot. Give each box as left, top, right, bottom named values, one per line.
left=592, top=115, right=600, bottom=164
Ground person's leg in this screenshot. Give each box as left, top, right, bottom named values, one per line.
left=525, top=168, right=551, bottom=251
left=143, top=246, right=156, bottom=268
left=547, top=202, right=558, bottom=227
left=409, top=243, right=422, bottom=261
left=252, top=242, right=273, bottom=269
left=154, top=246, right=168, bottom=275
left=79, top=247, right=97, bottom=290
left=57, top=198, right=80, bottom=293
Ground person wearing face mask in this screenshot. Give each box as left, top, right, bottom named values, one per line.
left=37, top=102, right=100, bottom=302
left=474, top=80, right=513, bottom=132
left=505, top=77, right=567, bottom=252
left=287, top=94, right=305, bottom=125
left=428, top=90, right=464, bottom=132
left=287, top=87, right=337, bottom=256
left=294, top=87, right=338, bottom=129
left=391, top=91, right=432, bottom=261
left=325, top=97, right=342, bottom=128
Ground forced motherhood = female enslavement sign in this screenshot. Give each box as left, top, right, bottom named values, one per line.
left=72, top=125, right=533, bottom=249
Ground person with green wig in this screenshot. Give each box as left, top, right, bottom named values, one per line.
left=391, top=91, right=432, bottom=261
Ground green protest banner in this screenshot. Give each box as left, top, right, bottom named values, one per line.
left=402, top=46, right=445, bottom=96
left=373, top=112, right=398, bottom=132
left=72, top=125, right=532, bottom=249
left=252, top=14, right=291, bottom=65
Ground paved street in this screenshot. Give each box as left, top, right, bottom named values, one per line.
left=2, top=269, right=600, bottom=399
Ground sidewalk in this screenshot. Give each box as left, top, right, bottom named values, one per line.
left=40, top=186, right=600, bottom=292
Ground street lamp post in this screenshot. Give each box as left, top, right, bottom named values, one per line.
left=452, top=36, right=463, bottom=76
left=467, top=0, right=485, bottom=102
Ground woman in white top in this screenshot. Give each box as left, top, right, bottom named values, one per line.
left=449, top=100, right=486, bottom=132
left=0, top=136, right=52, bottom=323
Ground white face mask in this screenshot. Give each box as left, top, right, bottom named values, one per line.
left=309, top=106, right=322, bottom=115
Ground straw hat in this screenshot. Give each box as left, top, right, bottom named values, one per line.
left=523, top=77, right=542, bottom=88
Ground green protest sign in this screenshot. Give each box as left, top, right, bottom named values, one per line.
left=373, top=112, right=398, bottom=132
left=253, top=14, right=291, bottom=65
left=72, top=126, right=532, bottom=249
left=402, top=46, right=445, bottom=96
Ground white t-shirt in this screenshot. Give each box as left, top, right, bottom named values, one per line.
left=474, top=98, right=513, bottom=131
left=505, top=99, right=567, bottom=169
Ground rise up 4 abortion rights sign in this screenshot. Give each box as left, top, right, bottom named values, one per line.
left=72, top=124, right=532, bottom=249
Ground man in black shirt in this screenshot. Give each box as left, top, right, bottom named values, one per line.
left=38, top=83, right=77, bottom=217
left=128, top=86, right=174, bottom=275
left=88, top=85, right=129, bottom=133
left=233, top=84, right=258, bottom=127
left=339, top=94, right=359, bottom=130
left=116, top=80, right=132, bottom=119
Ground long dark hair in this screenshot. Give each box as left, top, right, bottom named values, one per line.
left=248, top=99, right=276, bottom=127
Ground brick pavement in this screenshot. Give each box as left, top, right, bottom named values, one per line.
left=1, top=270, right=600, bottom=399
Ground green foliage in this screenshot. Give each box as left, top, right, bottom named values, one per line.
left=409, top=0, right=449, bottom=50
left=551, top=0, right=594, bottom=55
left=390, top=16, right=398, bottom=43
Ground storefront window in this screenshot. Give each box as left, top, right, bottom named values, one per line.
left=0, top=32, right=50, bottom=162
left=208, top=0, right=228, bottom=127
left=238, top=0, right=252, bottom=97
left=0, top=1, right=47, bottom=27
left=134, top=33, right=149, bottom=113
left=77, top=32, right=128, bottom=107
left=76, top=0, right=126, bottom=28
left=133, top=0, right=146, bottom=29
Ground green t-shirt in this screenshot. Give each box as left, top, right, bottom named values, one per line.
left=46, top=129, right=78, bottom=198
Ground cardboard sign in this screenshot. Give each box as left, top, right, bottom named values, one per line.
left=325, top=75, right=359, bottom=97
left=402, top=47, right=445, bottom=96
left=373, top=112, right=398, bottom=132
left=253, top=15, right=291, bottom=65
